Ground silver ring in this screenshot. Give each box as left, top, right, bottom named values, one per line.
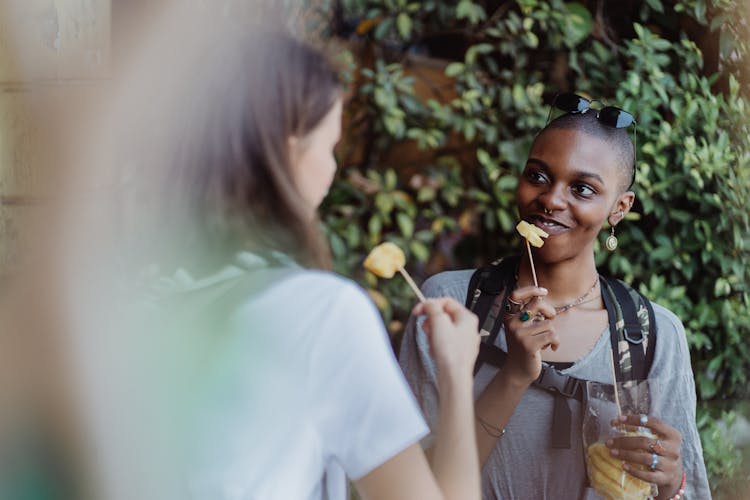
left=639, top=414, right=648, bottom=426
left=648, top=439, right=664, bottom=455
left=649, top=453, right=659, bottom=471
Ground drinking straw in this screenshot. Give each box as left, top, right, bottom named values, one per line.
left=609, top=350, right=622, bottom=418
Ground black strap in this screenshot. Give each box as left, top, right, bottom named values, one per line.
left=470, top=257, right=518, bottom=375
left=644, top=293, right=657, bottom=376
left=552, top=395, right=572, bottom=449
left=609, top=278, right=646, bottom=379
left=600, top=276, right=657, bottom=381
left=466, top=268, right=501, bottom=333
left=601, top=277, right=624, bottom=382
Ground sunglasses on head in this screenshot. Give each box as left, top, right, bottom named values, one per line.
left=547, top=92, right=638, bottom=188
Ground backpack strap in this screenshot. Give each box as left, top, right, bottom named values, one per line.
left=600, top=276, right=657, bottom=381
left=467, top=256, right=518, bottom=374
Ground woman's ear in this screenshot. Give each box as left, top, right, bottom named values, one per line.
left=608, top=191, right=635, bottom=226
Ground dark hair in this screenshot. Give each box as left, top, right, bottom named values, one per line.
left=535, top=111, right=635, bottom=192
left=131, top=30, right=342, bottom=273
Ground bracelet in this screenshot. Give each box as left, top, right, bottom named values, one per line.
left=667, top=470, right=687, bottom=500
left=476, top=415, right=505, bottom=438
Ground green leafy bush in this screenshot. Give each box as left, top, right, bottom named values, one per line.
left=314, top=0, right=750, bottom=494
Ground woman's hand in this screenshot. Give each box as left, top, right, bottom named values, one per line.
left=607, top=414, right=684, bottom=499
left=502, top=286, right=560, bottom=386
left=413, top=298, right=480, bottom=382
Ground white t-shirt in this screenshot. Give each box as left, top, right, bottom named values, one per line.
left=184, top=270, right=429, bottom=499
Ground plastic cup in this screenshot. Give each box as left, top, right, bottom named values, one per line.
left=582, top=379, right=658, bottom=500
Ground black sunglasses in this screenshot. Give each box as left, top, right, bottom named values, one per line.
left=547, top=92, right=637, bottom=187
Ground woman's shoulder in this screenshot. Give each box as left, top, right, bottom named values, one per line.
left=422, top=269, right=476, bottom=300
left=644, top=301, right=686, bottom=341
left=270, top=269, right=373, bottom=307
left=233, top=269, right=385, bottom=345
left=646, top=301, right=691, bottom=363
left=649, top=302, right=684, bottom=331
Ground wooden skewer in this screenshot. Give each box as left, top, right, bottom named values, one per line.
left=525, top=240, right=539, bottom=287
left=398, top=267, right=426, bottom=303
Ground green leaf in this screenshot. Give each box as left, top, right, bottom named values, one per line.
left=368, top=215, right=383, bottom=240
left=397, top=212, right=414, bottom=238
left=456, top=0, right=487, bottom=24
left=409, top=240, right=430, bottom=262
left=445, top=62, right=465, bottom=77
left=564, top=2, right=593, bottom=46
left=645, top=0, right=664, bottom=13
left=719, top=29, right=736, bottom=61
left=385, top=169, right=398, bottom=191
left=396, top=13, right=412, bottom=39
left=477, top=149, right=494, bottom=168
left=375, top=193, right=394, bottom=214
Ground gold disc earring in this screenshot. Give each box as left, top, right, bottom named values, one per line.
left=606, top=226, right=618, bottom=251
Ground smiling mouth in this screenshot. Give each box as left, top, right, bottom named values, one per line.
left=527, top=216, right=569, bottom=234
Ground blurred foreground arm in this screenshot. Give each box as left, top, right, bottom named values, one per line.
left=355, top=298, right=481, bottom=500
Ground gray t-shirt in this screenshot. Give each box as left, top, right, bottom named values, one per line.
left=398, top=269, right=711, bottom=500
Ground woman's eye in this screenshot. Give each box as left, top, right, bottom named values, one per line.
left=524, top=170, right=548, bottom=184
left=572, top=184, right=595, bottom=196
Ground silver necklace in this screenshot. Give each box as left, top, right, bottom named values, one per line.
left=553, top=277, right=600, bottom=314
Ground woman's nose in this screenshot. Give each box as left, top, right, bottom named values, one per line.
left=537, top=184, right=567, bottom=211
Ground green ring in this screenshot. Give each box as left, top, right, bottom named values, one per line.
left=520, top=311, right=531, bottom=322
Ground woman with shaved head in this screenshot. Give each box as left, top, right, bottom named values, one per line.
left=400, top=95, right=710, bottom=499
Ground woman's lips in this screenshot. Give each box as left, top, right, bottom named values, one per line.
left=527, top=216, right=569, bottom=235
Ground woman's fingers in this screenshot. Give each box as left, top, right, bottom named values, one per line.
left=607, top=434, right=680, bottom=461
left=532, top=329, right=560, bottom=352
left=508, top=285, right=548, bottom=304
left=415, top=298, right=479, bottom=333
left=611, top=415, right=682, bottom=443
left=618, top=463, right=673, bottom=486
left=411, top=297, right=450, bottom=317
left=414, top=297, right=480, bottom=341
left=505, top=286, right=556, bottom=321
left=604, top=415, right=685, bottom=489
left=509, top=319, right=560, bottom=354
left=442, top=297, right=479, bottom=327
left=416, top=298, right=480, bottom=378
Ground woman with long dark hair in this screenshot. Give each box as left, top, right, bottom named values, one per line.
left=91, top=17, right=483, bottom=500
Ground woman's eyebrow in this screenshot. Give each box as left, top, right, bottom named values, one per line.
left=525, top=158, right=549, bottom=170
left=571, top=170, right=605, bottom=184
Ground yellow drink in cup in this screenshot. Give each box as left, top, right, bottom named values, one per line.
left=586, top=438, right=652, bottom=500
left=583, top=380, right=658, bottom=500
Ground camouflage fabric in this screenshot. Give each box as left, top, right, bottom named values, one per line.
left=600, top=278, right=652, bottom=382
